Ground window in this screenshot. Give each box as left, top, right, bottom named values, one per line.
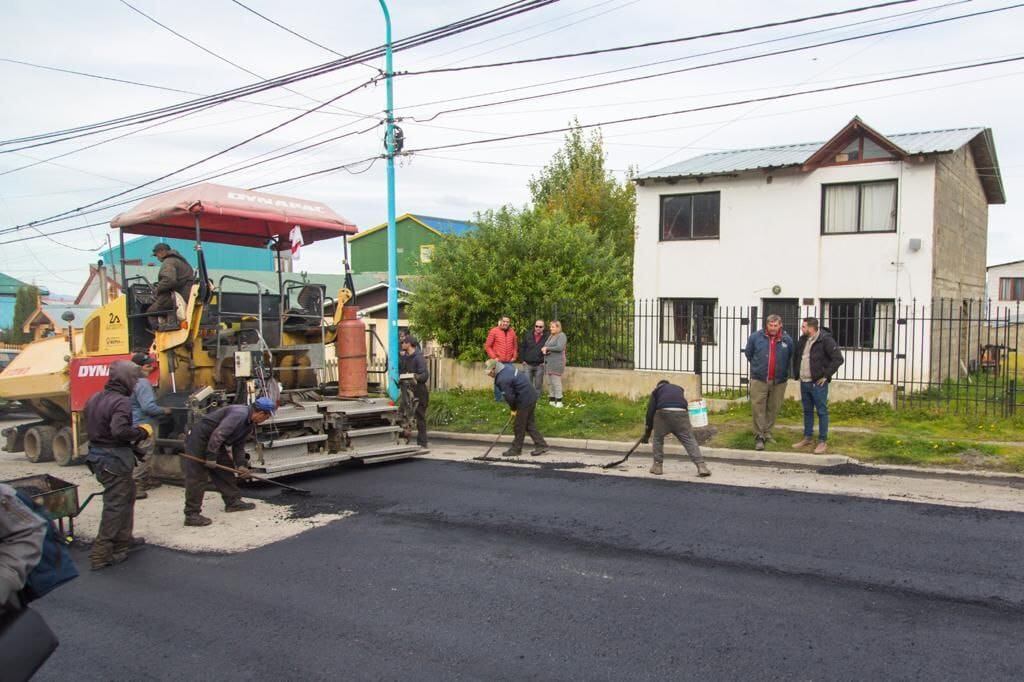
left=998, top=277, right=1024, bottom=301
left=822, top=180, right=897, bottom=234
left=821, top=299, right=895, bottom=349
left=420, top=244, right=435, bottom=263
left=826, top=134, right=896, bottom=164
left=660, top=298, right=716, bottom=343
left=660, top=192, right=720, bottom=241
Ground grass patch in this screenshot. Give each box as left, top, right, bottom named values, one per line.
left=428, top=389, right=1024, bottom=472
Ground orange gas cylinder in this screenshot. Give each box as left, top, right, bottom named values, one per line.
left=336, top=306, right=368, bottom=398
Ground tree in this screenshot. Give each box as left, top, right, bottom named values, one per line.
left=409, top=207, right=630, bottom=360
left=9, top=285, right=39, bottom=344
left=528, top=121, right=636, bottom=269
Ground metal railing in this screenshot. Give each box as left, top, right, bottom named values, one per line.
left=521, top=298, right=1022, bottom=415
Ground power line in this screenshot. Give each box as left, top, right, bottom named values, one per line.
left=405, top=2, right=1023, bottom=124
left=0, top=0, right=558, bottom=150
left=117, top=0, right=371, bottom=119
left=228, top=0, right=380, bottom=73
left=396, top=0, right=970, bottom=113
left=402, top=0, right=923, bottom=75
left=402, top=56, right=1024, bottom=156
left=6, top=78, right=380, bottom=231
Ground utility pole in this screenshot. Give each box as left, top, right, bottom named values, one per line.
left=379, top=0, right=400, bottom=401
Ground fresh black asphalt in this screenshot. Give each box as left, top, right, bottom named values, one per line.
left=33, top=457, right=1024, bottom=680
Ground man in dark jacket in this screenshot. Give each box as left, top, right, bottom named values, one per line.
left=147, top=243, right=195, bottom=329
left=181, top=397, right=275, bottom=527
left=743, top=314, right=795, bottom=451
left=641, top=380, right=711, bottom=477
left=792, top=317, right=844, bottom=454
left=399, top=336, right=430, bottom=448
left=519, top=319, right=548, bottom=392
left=485, top=359, right=548, bottom=457
left=84, top=360, right=150, bottom=570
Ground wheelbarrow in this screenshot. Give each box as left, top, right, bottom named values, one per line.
left=4, top=473, right=100, bottom=541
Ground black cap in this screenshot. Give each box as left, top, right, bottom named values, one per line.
left=131, top=352, right=151, bottom=366
left=152, top=242, right=171, bottom=255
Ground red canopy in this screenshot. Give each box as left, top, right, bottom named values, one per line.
left=110, top=183, right=357, bottom=249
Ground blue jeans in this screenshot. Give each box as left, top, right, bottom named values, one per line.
left=800, top=381, right=830, bottom=441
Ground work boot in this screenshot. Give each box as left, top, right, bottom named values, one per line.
left=90, top=551, right=128, bottom=571
left=650, top=461, right=663, bottom=475
left=696, top=462, right=711, bottom=477
left=501, top=448, right=522, bottom=457
left=793, top=437, right=814, bottom=449
left=814, top=441, right=828, bottom=455
left=530, top=447, right=549, bottom=457
left=134, top=488, right=148, bottom=500
left=184, top=514, right=213, bottom=527
left=755, top=437, right=765, bottom=451
left=139, top=479, right=163, bottom=491
left=114, top=537, right=147, bottom=554
left=225, top=500, right=256, bottom=512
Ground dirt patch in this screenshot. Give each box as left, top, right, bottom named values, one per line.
left=817, top=463, right=886, bottom=476
left=957, top=449, right=1004, bottom=469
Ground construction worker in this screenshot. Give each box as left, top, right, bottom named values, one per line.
left=83, top=360, right=150, bottom=570
left=147, top=242, right=194, bottom=330
left=485, top=359, right=548, bottom=457
left=399, top=336, right=430, bottom=448
left=130, top=352, right=171, bottom=497
left=181, top=398, right=276, bottom=527
left=642, top=380, right=711, bottom=477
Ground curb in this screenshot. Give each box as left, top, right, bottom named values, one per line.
left=427, top=430, right=1024, bottom=487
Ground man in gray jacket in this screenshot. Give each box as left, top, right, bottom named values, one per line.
left=0, top=482, right=45, bottom=612
left=147, top=243, right=194, bottom=330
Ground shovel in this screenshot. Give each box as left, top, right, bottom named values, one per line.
left=180, top=453, right=311, bottom=496
left=473, top=416, right=514, bottom=461
left=602, top=436, right=645, bottom=469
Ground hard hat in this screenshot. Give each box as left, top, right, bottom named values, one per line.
left=253, top=397, right=277, bottom=414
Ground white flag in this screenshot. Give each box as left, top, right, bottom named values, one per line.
left=289, top=225, right=304, bottom=260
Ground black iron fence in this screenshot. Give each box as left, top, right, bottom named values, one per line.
left=541, top=298, right=1022, bottom=416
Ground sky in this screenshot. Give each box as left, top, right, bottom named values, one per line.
left=1, top=0, right=1022, bottom=296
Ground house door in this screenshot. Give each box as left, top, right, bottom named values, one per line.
left=762, top=298, right=800, bottom=340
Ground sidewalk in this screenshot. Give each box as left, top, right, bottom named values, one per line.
left=428, top=430, right=1024, bottom=487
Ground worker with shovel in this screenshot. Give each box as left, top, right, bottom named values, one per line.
left=485, top=359, right=548, bottom=457
left=181, top=398, right=276, bottom=527
left=642, top=380, right=711, bottom=477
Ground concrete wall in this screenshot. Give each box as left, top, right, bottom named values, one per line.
left=434, top=358, right=698, bottom=400
left=932, top=145, right=989, bottom=302
left=433, top=358, right=892, bottom=405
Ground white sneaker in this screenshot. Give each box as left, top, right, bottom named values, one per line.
left=555, top=401, right=563, bottom=408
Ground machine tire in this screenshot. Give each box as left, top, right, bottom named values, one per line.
left=24, top=424, right=57, bottom=463
left=53, top=426, right=84, bottom=467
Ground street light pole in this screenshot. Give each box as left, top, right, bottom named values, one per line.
left=379, top=0, right=400, bottom=401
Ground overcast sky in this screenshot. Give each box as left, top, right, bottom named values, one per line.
left=1, top=0, right=1022, bottom=296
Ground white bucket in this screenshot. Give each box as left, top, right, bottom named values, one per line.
left=688, top=399, right=709, bottom=428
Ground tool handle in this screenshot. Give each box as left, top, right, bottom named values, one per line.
left=179, top=453, right=308, bottom=493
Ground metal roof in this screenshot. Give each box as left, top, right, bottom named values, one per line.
left=639, top=125, right=1005, bottom=204
left=410, top=214, right=477, bottom=237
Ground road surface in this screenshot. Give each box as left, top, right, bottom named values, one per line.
left=31, top=452, right=1024, bottom=680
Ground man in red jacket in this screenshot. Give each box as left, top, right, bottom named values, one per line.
left=485, top=315, right=518, bottom=402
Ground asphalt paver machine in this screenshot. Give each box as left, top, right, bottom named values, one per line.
left=0, top=183, right=421, bottom=479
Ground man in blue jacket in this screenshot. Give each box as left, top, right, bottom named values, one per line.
left=743, top=314, right=794, bottom=451
left=130, top=352, right=171, bottom=497
left=485, top=359, right=548, bottom=457
left=181, top=398, right=275, bottom=527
